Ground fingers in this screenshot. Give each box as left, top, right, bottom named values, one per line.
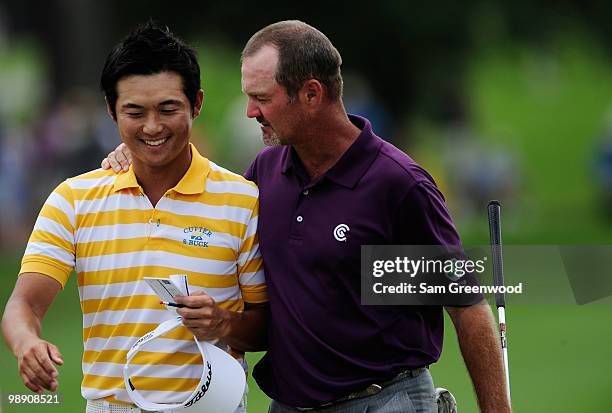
left=20, top=366, right=45, bottom=393
left=174, top=292, right=231, bottom=340
left=174, top=291, right=214, bottom=309
left=176, top=295, right=215, bottom=320
left=121, top=143, right=132, bottom=164
left=28, top=347, right=55, bottom=384
left=48, top=343, right=64, bottom=366
left=116, top=143, right=131, bottom=171
left=179, top=306, right=213, bottom=320
left=114, top=149, right=128, bottom=171
left=18, top=341, right=61, bottom=392
left=104, top=143, right=131, bottom=173
left=107, top=151, right=122, bottom=172
left=34, top=348, right=58, bottom=382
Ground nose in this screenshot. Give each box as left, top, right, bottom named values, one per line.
left=245, top=98, right=261, bottom=119
left=142, top=113, right=163, bottom=135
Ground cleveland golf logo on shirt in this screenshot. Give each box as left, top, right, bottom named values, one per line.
left=333, top=224, right=350, bottom=242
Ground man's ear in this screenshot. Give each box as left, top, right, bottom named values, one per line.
left=300, top=79, right=323, bottom=106
left=104, top=97, right=117, bottom=122
left=192, top=89, right=204, bottom=118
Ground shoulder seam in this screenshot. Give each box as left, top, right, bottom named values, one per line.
left=377, top=147, right=431, bottom=190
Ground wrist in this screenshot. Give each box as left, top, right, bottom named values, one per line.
left=219, top=308, right=238, bottom=339
left=13, top=334, right=40, bottom=358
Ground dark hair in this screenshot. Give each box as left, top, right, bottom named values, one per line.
left=241, top=20, right=343, bottom=101
left=100, top=21, right=200, bottom=118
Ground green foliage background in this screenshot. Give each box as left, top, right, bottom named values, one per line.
left=2, top=22, right=612, bottom=413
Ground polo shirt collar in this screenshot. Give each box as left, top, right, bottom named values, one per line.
left=174, top=144, right=210, bottom=194
left=280, top=146, right=293, bottom=175
left=280, top=114, right=382, bottom=188
left=113, top=164, right=140, bottom=192
left=112, top=143, right=210, bottom=194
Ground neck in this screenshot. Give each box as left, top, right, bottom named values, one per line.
left=134, top=146, right=192, bottom=206
left=293, top=107, right=361, bottom=180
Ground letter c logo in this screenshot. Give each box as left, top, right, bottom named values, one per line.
left=334, top=224, right=350, bottom=242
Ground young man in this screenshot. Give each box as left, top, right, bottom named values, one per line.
left=104, top=21, right=511, bottom=413
left=2, top=22, right=268, bottom=413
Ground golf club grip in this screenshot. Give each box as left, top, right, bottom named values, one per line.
left=487, top=200, right=506, bottom=307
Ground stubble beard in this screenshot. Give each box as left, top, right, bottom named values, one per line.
left=263, top=131, right=282, bottom=147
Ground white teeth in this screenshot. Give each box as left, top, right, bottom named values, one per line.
left=143, top=137, right=168, bottom=146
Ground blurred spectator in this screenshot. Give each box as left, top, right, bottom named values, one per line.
left=343, top=72, right=393, bottom=142
left=441, top=122, right=520, bottom=222
left=0, top=120, right=33, bottom=249
left=32, top=89, right=111, bottom=191
left=593, top=112, right=612, bottom=219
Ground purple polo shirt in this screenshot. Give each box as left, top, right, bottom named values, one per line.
left=245, top=115, right=462, bottom=407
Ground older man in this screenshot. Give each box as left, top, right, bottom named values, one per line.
left=104, top=20, right=511, bottom=413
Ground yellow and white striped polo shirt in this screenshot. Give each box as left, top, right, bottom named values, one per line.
left=20, top=144, right=266, bottom=405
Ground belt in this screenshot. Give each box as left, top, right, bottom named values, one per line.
left=294, top=367, right=428, bottom=411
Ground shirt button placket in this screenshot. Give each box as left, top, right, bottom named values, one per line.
left=291, top=186, right=311, bottom=239
left=297, top=188, right=309, bottom=222
left=147, top=214, right=155, bottom=238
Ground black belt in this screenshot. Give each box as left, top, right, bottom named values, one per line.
left=294, top=367, right=428, bottom=411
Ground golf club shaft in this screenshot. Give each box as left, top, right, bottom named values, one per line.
left=498, top=306, right=511, bottom=401
left=487, top=200, right=511, bottom=402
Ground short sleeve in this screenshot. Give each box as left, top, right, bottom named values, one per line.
left=393, top=180, right=461, bottom=246
left=236, top=194, right=267, bottom=304
left=243, top=156, right=258, bottom=184
left=20, top=181, right=76, bottom=288
left=393, top=180, right=484, bottom=305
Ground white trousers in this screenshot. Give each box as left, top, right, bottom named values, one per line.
left=86, top=398, right=247, bottom=413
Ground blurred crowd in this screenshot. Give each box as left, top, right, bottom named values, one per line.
left=0, top=84, right=118, bottom=250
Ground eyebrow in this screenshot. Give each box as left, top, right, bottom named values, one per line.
left=120, top=100, right=184, bottom=110
left=245, top=92, right=269, bottom=98
left=121, top=103, right=144, bottom=110
left=159, top=99, right=184, bottom=106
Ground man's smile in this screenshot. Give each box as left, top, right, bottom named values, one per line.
left=140, top=136, right=171, bottom=147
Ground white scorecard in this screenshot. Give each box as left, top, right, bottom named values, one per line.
left=144, top=274, right=190, bottom=303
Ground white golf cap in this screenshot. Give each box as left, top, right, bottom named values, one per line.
left=123, top=316, right=246, bottom=412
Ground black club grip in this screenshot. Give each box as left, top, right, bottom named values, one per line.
left=488, top=200, right=506, bottom=307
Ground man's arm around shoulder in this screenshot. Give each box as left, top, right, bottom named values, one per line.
left=446, top=301, right=512, bottom=413
left=2, top=273, right=64, bottom=393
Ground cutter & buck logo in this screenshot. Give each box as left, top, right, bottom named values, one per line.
left=183, top=226, right=213, bottom=248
